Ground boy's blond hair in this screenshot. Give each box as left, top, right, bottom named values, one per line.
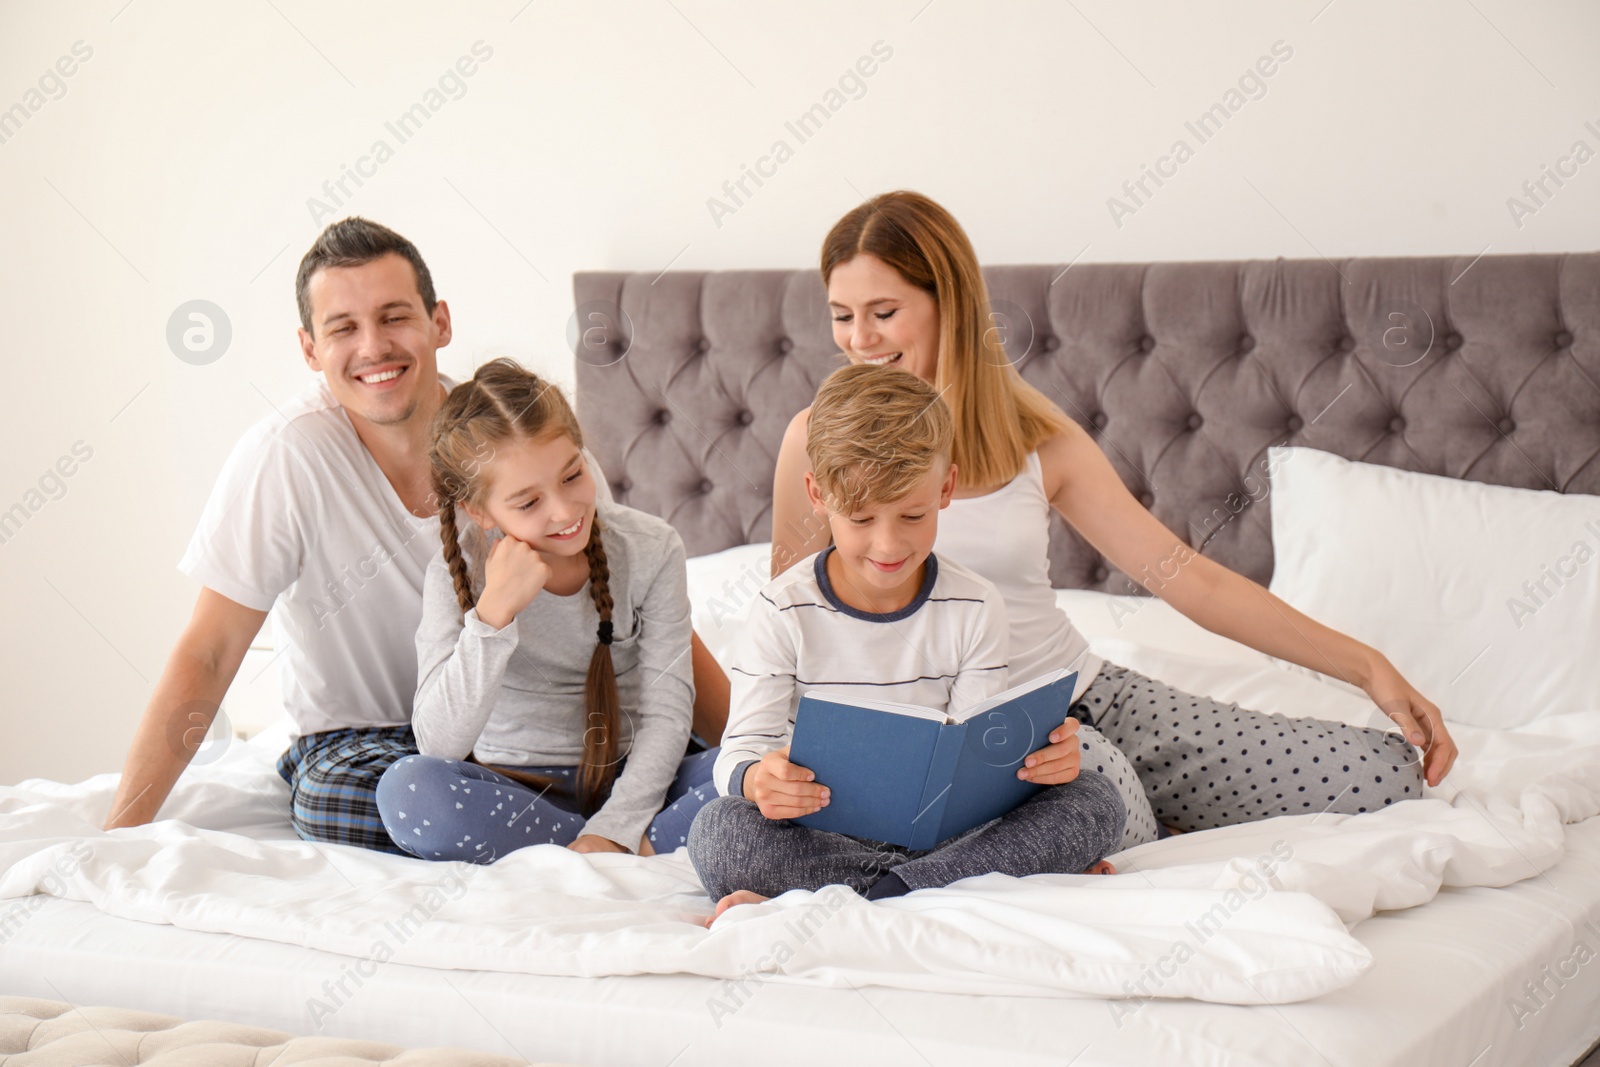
left=806, top=363, right=954, bottom=513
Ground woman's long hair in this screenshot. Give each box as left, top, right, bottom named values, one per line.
left=821, top=190, right=1073, bottom=491
left=430, top=358, right=621, bottom=813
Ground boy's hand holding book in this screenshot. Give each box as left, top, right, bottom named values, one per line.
left=786, top=669, right=1086, bottom=849
left=746, top=746, right=830, bottom=820
left=1017, top=716, right=1082, bottom=784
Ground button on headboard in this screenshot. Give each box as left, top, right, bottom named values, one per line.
left=573, top=253, right=1600, bottom=592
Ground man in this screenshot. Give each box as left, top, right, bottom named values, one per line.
left=105, top=217, right=728, bottom=852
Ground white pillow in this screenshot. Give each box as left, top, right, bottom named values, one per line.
left=685, top=541, right=774, bottom=668
left=1054, top=588, right=1271, bottom=666
left=1267, top=447, right=1600, bottom=727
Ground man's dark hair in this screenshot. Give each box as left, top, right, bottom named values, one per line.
left=294, top=217, right=438, bottom=336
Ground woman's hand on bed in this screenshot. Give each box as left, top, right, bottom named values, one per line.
left=746, top=747, right=830, bottom=820
left=1017, top=718, right=1082, bottom=785
left=1364, top=659, right=1458, bottom=786
left=569, top=834, right=630, bottom=854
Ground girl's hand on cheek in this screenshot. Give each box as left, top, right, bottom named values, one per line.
left=476, top=534, right=554, bottom=629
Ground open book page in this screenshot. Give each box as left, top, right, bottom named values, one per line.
left=801, top=689, right=948, bottom=723
left=947, top=668, right=1077, bottom=724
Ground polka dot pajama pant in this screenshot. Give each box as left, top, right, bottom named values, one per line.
left=375, top=748, right=719, bottom=863
left=1069, top=662, right=1424, bottom=833
left=1075, top=724, right=1162, bottom=851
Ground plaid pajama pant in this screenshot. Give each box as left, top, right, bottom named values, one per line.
left=275, top=725, right=419, bottom=854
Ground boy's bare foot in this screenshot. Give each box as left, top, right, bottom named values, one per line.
left=701, top=889, right=770, bottom=928
left=1085, top=860, right=1116, bottom=876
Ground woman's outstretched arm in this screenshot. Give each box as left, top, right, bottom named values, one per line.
left=1038, top=422, right=1458, bottom=786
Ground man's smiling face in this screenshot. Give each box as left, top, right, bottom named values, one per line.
left=297, top=252, right=450, bottom=427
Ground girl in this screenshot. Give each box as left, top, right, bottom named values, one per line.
left=376, top=358, right=716, bottom=861
left=765, top=190, right=1457, bottom=834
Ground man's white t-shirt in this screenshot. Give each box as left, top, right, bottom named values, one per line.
left=179, top=373, right=612, bottom=741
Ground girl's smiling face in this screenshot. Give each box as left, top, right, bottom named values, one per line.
left=826, top=254, right=941, bottom=384
left=460, top=432, right=597, bottom=561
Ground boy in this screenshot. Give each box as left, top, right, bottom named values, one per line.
left=689, top=364, right=1131, bottom=919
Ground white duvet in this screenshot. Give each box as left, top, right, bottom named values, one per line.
left=3, top=630, right=1598, bottom=1009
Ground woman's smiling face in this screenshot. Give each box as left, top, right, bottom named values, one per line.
left=826, top=254, right=940, bottom=384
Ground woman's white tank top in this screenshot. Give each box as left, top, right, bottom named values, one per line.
left=933, top=451, right=1103, bottom=702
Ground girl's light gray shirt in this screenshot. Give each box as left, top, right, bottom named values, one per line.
left=411, top=499, right=695, bottom=851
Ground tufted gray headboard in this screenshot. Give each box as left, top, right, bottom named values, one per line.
left=572, top=253, right=1600, bottom=593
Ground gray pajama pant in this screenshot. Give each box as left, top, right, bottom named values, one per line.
left=688, top=768, right=1126, bottom=901
left=1073, top=661, right=1425, bottom=833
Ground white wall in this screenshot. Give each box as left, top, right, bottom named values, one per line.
left=2, top=0, right=1596, bottom=786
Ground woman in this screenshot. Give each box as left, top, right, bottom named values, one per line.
left=766, top=190, right=1456, bottom=832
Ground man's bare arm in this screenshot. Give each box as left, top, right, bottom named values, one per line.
left=103, top=588, right=268, bottom=829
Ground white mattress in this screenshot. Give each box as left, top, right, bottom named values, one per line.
left=3, top=590, right=1597, bottom=1067
left=2, top=825, right=1596, bottom=1067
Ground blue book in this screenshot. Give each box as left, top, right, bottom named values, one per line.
left=787, top=668, right=1080, bottom=850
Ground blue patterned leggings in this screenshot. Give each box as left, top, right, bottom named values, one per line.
left=375, top=749, right=719, bottom=862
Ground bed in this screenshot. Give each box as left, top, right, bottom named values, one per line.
left=2, top=252, right=1598, bottom=1067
